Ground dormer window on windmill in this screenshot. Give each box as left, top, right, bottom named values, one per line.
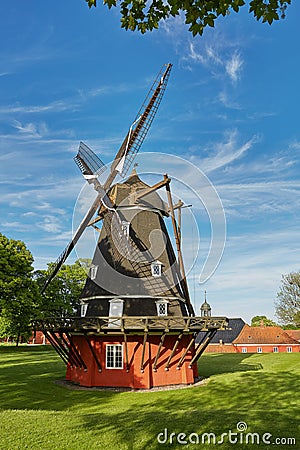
left=155, top=299, right=169, bottom=316
left=121, top=221, right=130, bottom=239
left=90, top=265, right=98, bottom=280
left=151, top=260, right=163, bottom=277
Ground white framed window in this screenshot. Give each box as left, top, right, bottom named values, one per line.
left=80, top=303, right=88, bottom=317
left=273, top=347, right=279, bottom=353
left=121, top=221, right=130, bottom=238
left=257, top=347, right=262, bottom=353
left=242, top=347, right=247, bottom=353
left=155, top=299, right=169, bottom=317
left=151, top=260, right=162, bottom=277
left=287, top=346, right=293, bottom=353
left=106, top=344, right=123, bottom=369
left=90, top=265, right=98, bottom=280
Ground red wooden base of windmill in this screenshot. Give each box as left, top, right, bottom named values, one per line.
left=65, top=334, right=198, bottom=389
left=40, top=315, right=228, bottom=390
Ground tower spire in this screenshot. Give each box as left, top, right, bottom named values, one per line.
left=201, top=291, right=211, bottom=317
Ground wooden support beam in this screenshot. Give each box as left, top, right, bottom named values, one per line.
left=134, top=177, right=171, bottom=203
left=176, top=336, right=196, bottom=369
left=87, top=215, right=102, bottom=227
left=140, top=332, right=148, bottom=373
left=189, top=329, right=218, bottom=367
left=65, top=332, right=88, bottom=371
left=84, top=335, right=102, bottom=372
left=123, top=332, right=130, bottom=372
left=165, top=333, right=183, bottom=371
left=44, top=331, right=69, bottom=365
left=59, top=332, right=80, bottom=368
left=168, top=199, right=184, bottom=213
left=153, top=333, right=166, bottom=372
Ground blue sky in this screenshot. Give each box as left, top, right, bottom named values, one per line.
left=1, top=1, right=299, bottom=323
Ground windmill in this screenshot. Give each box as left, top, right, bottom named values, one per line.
left=36, top=64, right=228, bottom=389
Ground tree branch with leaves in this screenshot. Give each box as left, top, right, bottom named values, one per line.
left=85, top=0, right=291, bottom=36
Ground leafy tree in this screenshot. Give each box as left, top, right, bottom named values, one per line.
left=0, top=233, right=38, bottom=345
left=275, top=271, right=300, bottom=326
left=85, top=0, right=291, bottom=36
left=34, top=260, right=88, bottom=317
left=251, top=315, right=277, bottom=327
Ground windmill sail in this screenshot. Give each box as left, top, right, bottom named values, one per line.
left=104, top=63, right=172, bottom=189
left=74, top=141, right=107, bottom=176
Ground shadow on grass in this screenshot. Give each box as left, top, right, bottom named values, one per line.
left=0, top=346, right=117, bottom=411
left=77, top=369, right=300, bottom=449
left=0, top=347, right=299, bottom=449
left=197, top=353, right=263, bottom=378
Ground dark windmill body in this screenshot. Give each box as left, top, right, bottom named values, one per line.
left=37, top=65, right=228, bottom=389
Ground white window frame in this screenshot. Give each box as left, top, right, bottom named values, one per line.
left=106, top=344, right=123, bottom=369
left=287, top=346, right=293, bottom=353
left=151, top=260, right=162, bottom=277
left=273, top=347, right=279, bottom=353
left=257, top=347, right=262, bottom=353
left=155, top=299, right=169, bottom=317
left=242, top=347, right=247, bottom=353
left=90, top=265, right=98, bottom=280
left=80, top=303, right=88, bottom=317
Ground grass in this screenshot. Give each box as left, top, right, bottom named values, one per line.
left=0, top=346, right=299, bottom=449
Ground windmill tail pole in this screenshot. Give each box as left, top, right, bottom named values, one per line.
left=164, top=174, right=195, bottom=316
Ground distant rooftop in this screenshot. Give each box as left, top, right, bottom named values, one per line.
left=196, top=318, right=246, bottom=344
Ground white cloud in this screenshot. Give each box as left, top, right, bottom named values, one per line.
left=186, top=40, right=244, bottom=84
left=11, top=120, right=49, bottom=138
left=189, top=129, right=258, bottom=173
left=0, top=100, right=74, bottom=115
left=225, top=51, right=243, bottom=83
left=37, top=215, right=63, bottom=233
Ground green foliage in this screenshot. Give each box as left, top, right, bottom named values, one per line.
left=34, top=260, right=87, bottom=317
left=0, top=233, right=38, bottom=344
left=275, top=271, right=300, bottom=326
left=0, top=348, right=299, bottom=449
left=85, top=0, right=291, bottom=36
left=251, top=315, right=277, bottom=327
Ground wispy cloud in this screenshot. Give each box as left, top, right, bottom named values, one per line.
left=0, top=100, right=74, bottom=115
left=11, top=120, right=49, bottom=138
left=189, top=129, right=258, bottom=173
left=225, top=51, right=243, bottom=83
left=186, top=41, right=244, bottom=84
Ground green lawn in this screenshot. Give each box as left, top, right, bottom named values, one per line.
left=0, top=346, right=299, bottom=450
